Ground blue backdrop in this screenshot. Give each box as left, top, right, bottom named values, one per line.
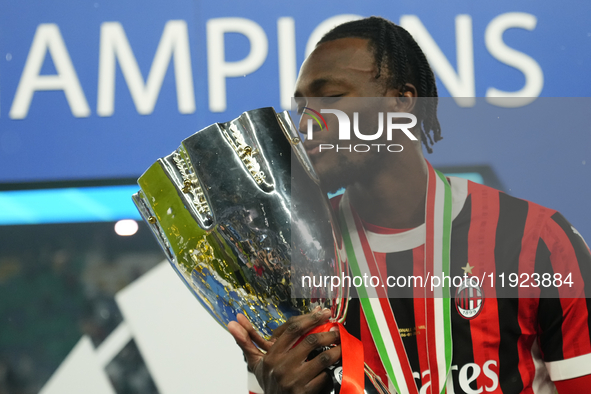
left=0, top=0, right=589, bottom=235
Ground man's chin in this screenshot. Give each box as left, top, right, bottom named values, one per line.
left=316, top=155, right=383, bottom=195
left=317, top=170, right=350, bottom=195
left=311, top=156, right=354, bottom=194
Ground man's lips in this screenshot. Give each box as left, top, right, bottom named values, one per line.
left=306, top=146, right=320, bottom=156
left=303, top=142, right=323, bottom=156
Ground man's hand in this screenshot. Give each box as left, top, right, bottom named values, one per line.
left=228, top=307, right=341, bottom=394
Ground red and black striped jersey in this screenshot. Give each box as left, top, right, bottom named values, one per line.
left=340, top=176, right=591, bottom=394
left=246, top=176, right=591, bottom=394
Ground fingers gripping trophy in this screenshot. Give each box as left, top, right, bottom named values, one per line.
left=133, top=108, right=391, bottom=393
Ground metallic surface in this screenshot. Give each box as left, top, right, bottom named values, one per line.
left=133, top=108, right=347, bottom=339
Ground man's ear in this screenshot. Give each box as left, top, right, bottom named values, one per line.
left=385, top=83, right=417, bottom=113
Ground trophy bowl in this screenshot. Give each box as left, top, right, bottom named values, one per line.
left=132, top=107, right=348, bottom=340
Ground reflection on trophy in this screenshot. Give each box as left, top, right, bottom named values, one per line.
left=132, top=107, right=346, bottom=339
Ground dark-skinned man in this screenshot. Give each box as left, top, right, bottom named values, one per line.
left=229, top=16, right=591, bottom=394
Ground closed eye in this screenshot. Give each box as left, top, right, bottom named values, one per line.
left=320, top=95, right=345, bottom=105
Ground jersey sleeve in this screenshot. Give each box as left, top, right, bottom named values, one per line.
left=537, top=211, right=591, bottom=381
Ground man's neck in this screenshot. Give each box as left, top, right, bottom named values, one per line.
left=346, top=151, right=428, bottom=230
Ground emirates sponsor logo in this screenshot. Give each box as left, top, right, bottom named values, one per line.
left=414, top=360, right=499, bottom=394
left=455, top=277, right=484, bottom=320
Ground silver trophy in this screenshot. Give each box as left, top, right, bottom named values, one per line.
left=132, top=107, right=347, bottom=339
left=132, top=107, right=391, bottom=393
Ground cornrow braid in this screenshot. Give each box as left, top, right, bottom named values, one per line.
left=317, top=16, right=442, bottom=153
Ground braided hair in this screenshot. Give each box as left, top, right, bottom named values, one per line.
left=317, top=16, right=442, bottom=153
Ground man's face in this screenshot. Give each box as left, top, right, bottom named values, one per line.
left=294, top=37, right=403, bottom=192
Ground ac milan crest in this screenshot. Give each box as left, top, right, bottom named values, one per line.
left=455, top=277, right=484, bottom=320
